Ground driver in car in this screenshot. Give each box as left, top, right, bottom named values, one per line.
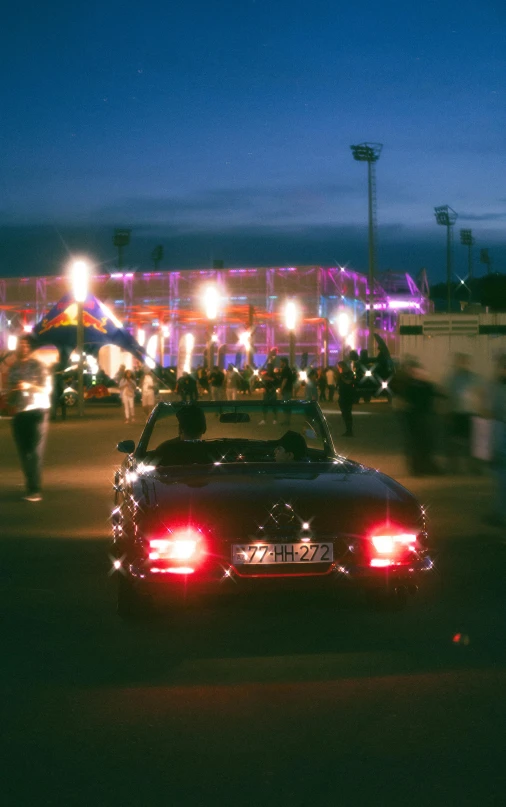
left=152, top=404, right=208, bottom=465
left=274, top=430, right=308, bottom=463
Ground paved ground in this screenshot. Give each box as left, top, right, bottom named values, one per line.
left=1, top=401, right=506, bottom=806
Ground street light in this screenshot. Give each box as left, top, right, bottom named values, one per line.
left=434, top=205, right=458, bottom=312
left=70, top=259, right=89, bottom=417
left=285, top=301, right=298, bottom=367
left=350, top=142, right=382, bottom=355
left=337, top=310, right=351, bottom=359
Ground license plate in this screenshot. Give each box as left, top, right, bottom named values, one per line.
left=232, top=542, right=333, bottom=565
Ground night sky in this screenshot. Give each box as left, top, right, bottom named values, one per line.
left=1, top=0, right=505, bottom=282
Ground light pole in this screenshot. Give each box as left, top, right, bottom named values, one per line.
left=285, top=301, right=297, bottom=367
left=460, top=229, right=475, bottom=303
left=151, top=245, right=164, bottom=270
left=480, top=248, right=492, bottom=275
left=337, top=310, right=351, bottom=360
left=434, top=205, right=458, bottom=312
left=70, top=260, right=89, bottom=417
left=203, top=285, right=219, bottom=368
left=113, top=229, right=131, bottom=269
left=350, top=142, right=382, bottom=355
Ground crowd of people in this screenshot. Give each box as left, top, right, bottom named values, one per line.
left=6, top=337, right=506, bottom=528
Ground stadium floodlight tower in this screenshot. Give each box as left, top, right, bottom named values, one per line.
left=350, top=142, right=383, bottom=355
left=460, top=229, right=475, bottom=279
left=434, top=206, right=458, bottom=312
left=113, top=229, right=131, bottom=269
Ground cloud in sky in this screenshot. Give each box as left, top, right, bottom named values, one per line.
left=458, top=211, right=506, bottom=222
left=1, top=219, right=505, bottom=284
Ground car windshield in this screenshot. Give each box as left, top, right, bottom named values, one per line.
left=139, top=401, right=333, bottom=464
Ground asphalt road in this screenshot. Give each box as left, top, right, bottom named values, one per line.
left=1, top=401, right=506, bottom=806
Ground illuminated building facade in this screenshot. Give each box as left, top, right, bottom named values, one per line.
left=0, top=266, right=431, bottom=367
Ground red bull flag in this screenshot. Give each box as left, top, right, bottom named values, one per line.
left=32, top=292, right=147, bottom=363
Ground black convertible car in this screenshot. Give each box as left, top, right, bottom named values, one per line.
left=111, top=400, right=433, bottom=618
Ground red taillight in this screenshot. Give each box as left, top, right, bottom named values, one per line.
left=369, top=526, right=417, bottom=566
left=148, top=527, right=203, bottom=565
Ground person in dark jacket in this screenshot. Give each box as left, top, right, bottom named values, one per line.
left=402, top=361, right=443, bottom=475
left=50, top=361, right=67, bottom=422
left=337, top=361, right=355, bottom=437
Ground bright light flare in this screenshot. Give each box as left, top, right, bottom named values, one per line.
left=370, top=558, right=393, bottom=568
left=284, top=300, right=298, bottom=331
left=7, top=335, right=17, bottom=351
left=203, top=285, right=219, bottom=320
left=238, top=330, right=251, bottom=351
left=70, top=259, right=89, bottom=303
left=371, top=531, right=417, bottom=555
left=183, top=333, right=194, bottom=373
left=337, top=311, right=350, bottom=338
left=148, top=528, right=202, bottom=562
left=146, top=334, right=158, bottom=362
left=98, top=300, right=123, bottom=328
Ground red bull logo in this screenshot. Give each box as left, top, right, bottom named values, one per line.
left=38, top=305, right=77, bottom=334
left=82, top=311, right=108, bottom=334
left=38, top=305, right=108, bottom=335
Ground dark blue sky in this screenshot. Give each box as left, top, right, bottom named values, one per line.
left=1, top=0, right=505, bottom=281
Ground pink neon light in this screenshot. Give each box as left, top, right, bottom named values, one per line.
left=387, top=300, right=422, bottom=310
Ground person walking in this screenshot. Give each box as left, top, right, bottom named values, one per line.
left=259, top=363, right=278, bottom=425
left=8, top=335, right=51, bottom=501
left=225, top=365, right=239, bottom=400
left=484, top=354, right=506, bottom=526
left=317, top=368, right=327, bottom=401
left=141, top=368, right=156, bottom=415
left=444, top=353, right=479, bottom=473
left=325, top=366, right=337, bottom=402
left=304, top=367, right=318, bottom=401
left=337, top=360, right=355, bottom=437
left=402, top=360, right=443, bottom=476
left=279, top=357, right=294, bottom=402
left=209, top=366, right=225, bottom=400
left=119, top=369, right=136, bottom=423
left=114, top=364, right=126, bottom=385
left=50, top=361, right=66, bottom=422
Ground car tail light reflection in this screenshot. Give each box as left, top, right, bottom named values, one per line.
left=369, top=527, right=418, bottom=567
left=149, top=527, right=203, bottom=564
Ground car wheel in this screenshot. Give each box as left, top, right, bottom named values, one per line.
left=117, top=574, right=154, bottom=620
left=63, top=392, right=77, bottom=406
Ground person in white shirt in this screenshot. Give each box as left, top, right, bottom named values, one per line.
left=325, top=367, right=337, bottom=402
left=7, top=335, right=51, bottom=501
left=141, top=369, right=156, bottom=414
left=119, top=369, right=136, bottom=423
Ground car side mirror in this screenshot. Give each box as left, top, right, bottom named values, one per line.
left=117, top=439, right=135, bottom=454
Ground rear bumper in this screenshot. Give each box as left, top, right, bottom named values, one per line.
left=123, top=554, right=434, bottom=598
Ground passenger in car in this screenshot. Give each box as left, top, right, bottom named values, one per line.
left=274, top=430, right=308, bottom=463
left=152, top=404, right=209, bottom=465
